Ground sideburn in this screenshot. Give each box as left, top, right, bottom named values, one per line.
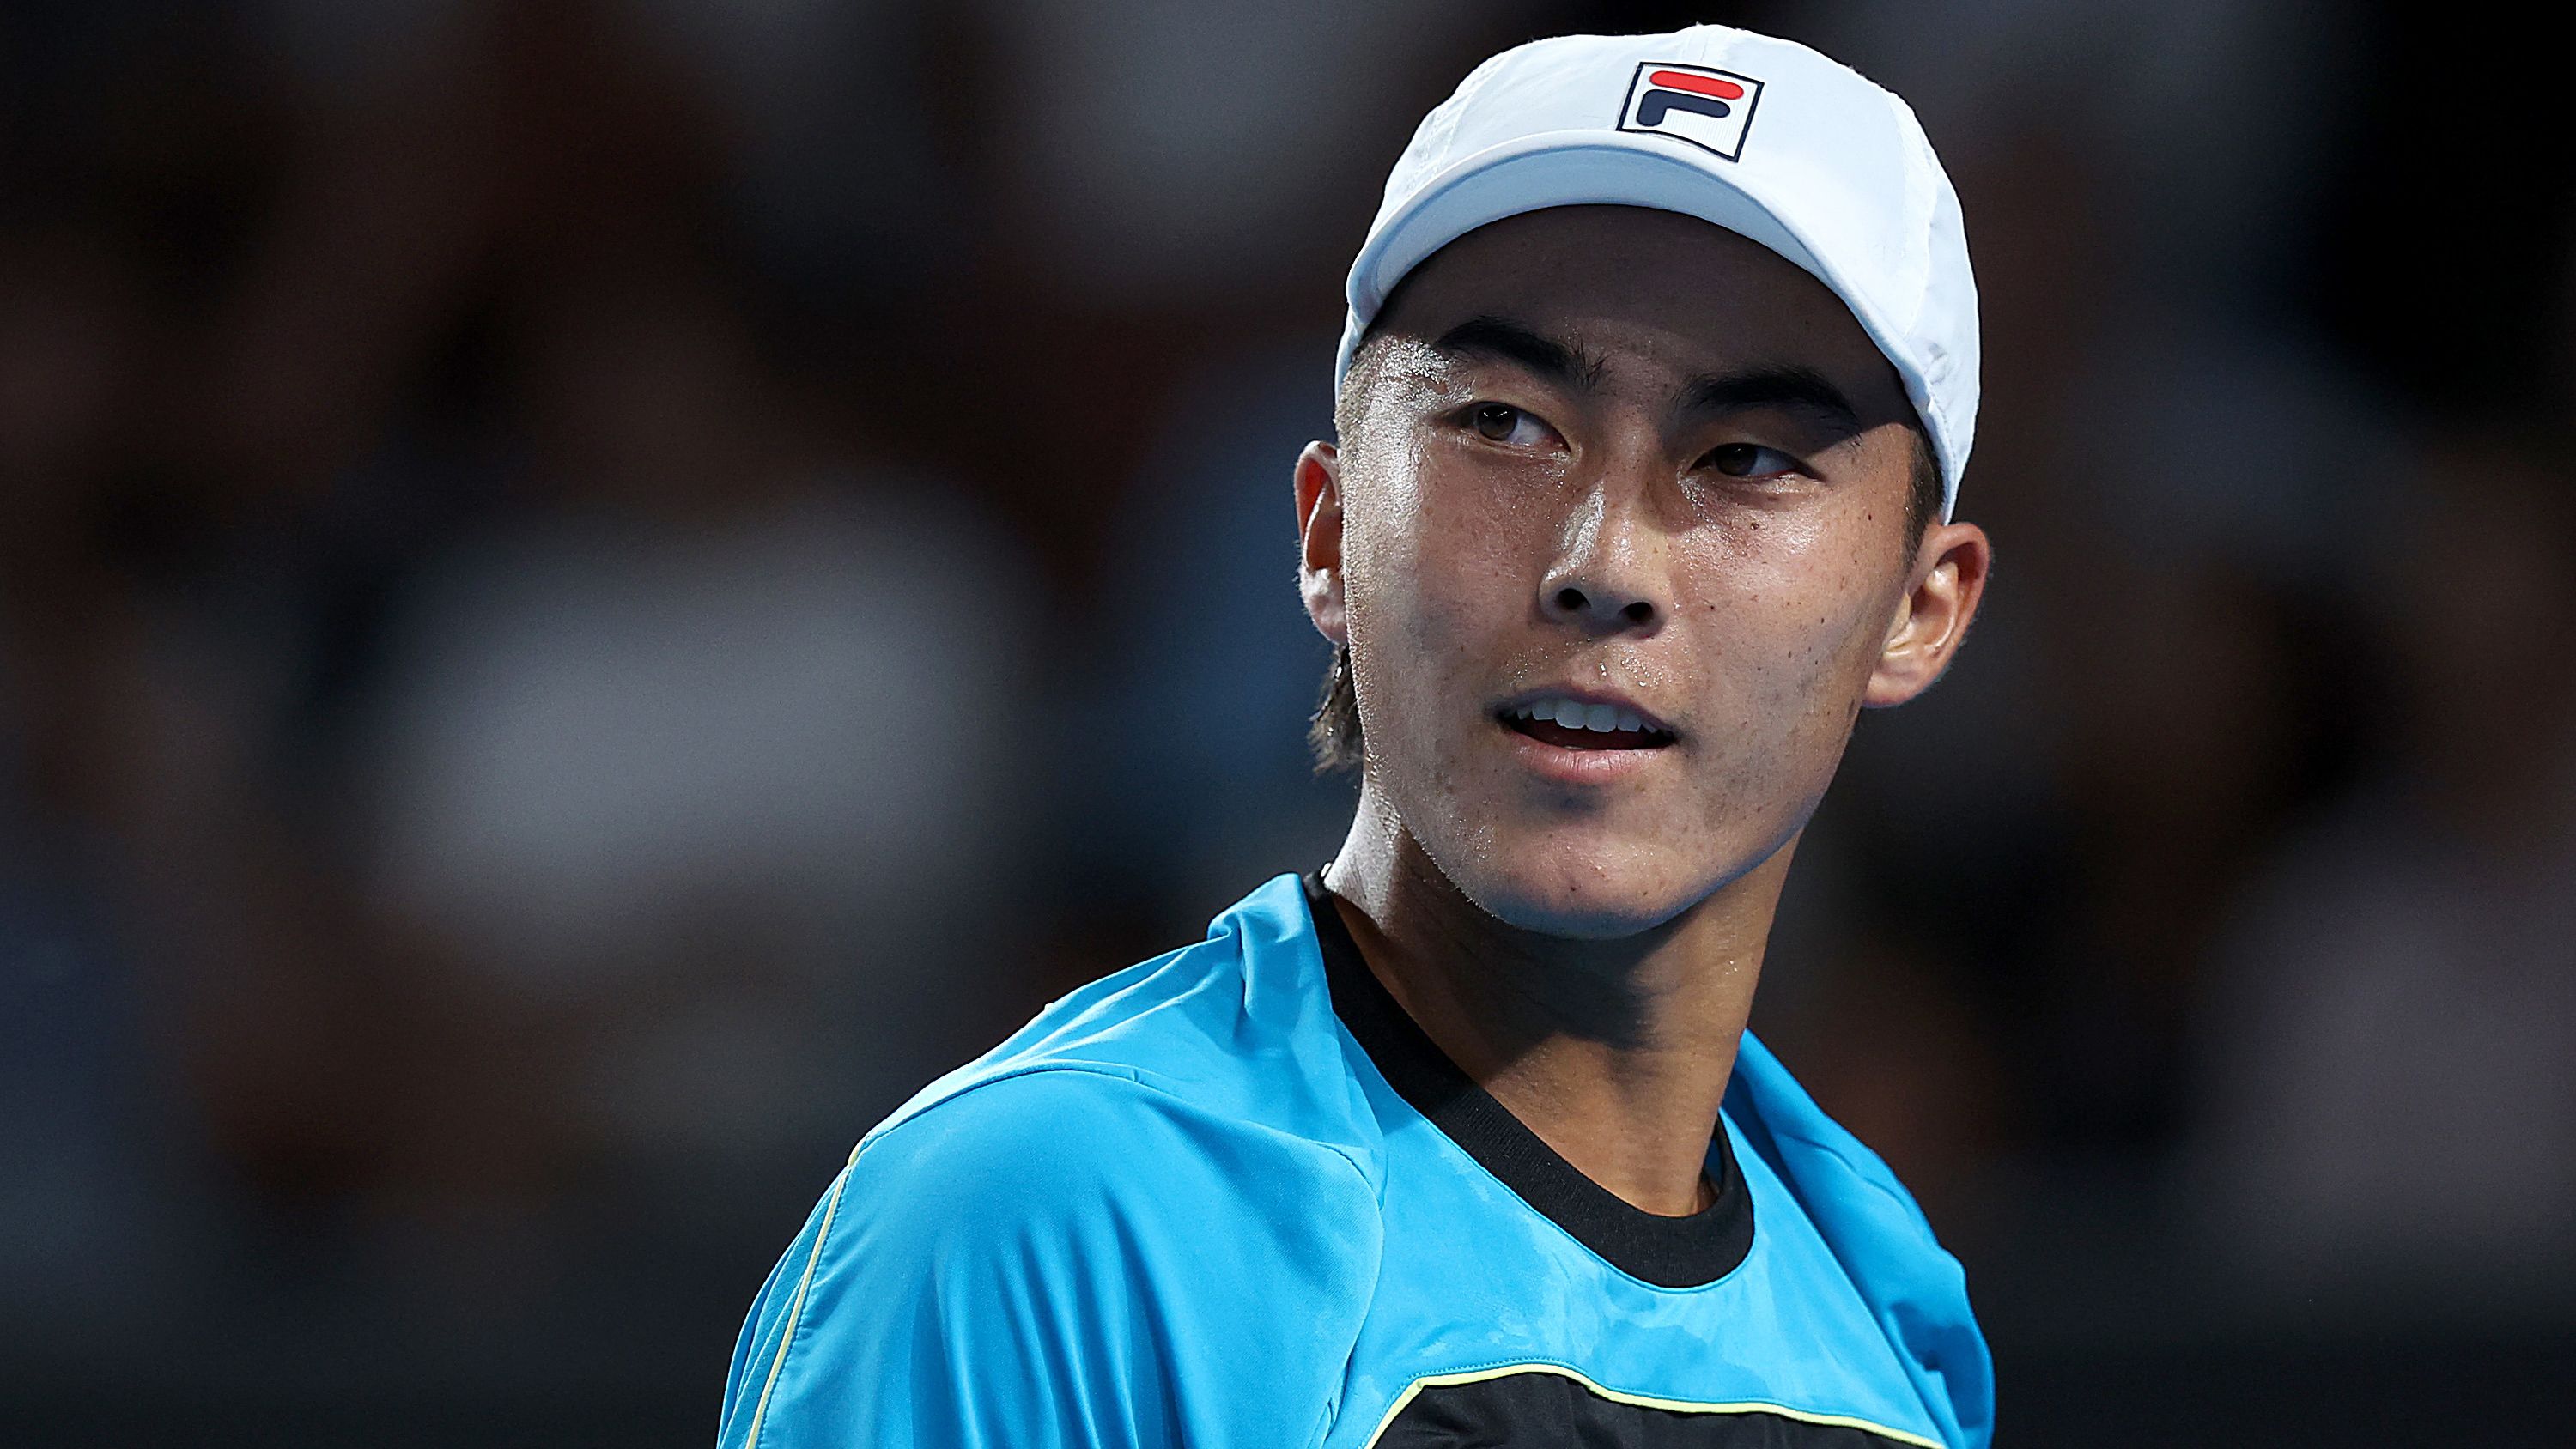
left=1309, top=641, right=1364, bottom=774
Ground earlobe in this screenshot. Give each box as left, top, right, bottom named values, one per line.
left=1863, top=521, right=1990, bottom=708
left=1295, top=441, right=1349, bottom=644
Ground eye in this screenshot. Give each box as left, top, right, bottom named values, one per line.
left=1704, top=442, right=1807, bottom=478
left=1467, top=402, right=1551, bottom=447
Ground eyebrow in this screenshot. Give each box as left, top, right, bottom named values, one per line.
left=1431, top=315, right=1610, bottom=391
left=1680, top=365, right=1863, bottom=434
left=1431, top=318, right=1867, bottom=433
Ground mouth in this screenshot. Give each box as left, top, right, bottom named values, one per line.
left=1495, top=693, right=1679, bottom=752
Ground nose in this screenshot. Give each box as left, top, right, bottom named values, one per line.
left=1539, top=482, right=1667, bottom=634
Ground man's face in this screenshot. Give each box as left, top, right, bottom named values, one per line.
left=1302, top=205, right=1971, bottom=937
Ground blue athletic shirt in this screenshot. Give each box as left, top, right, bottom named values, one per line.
left=718, top=873, right=1994, bottom=1448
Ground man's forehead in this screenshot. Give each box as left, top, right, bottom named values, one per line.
left=1373, top=205, right=1886, bottom=381
left=1358, top=211, right=1902, bottom=425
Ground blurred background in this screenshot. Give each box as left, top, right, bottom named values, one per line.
left=3, top=0, right=2573, bottom=1443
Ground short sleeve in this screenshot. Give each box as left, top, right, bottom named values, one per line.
left=716, top=1068, right=1385, bottom=1449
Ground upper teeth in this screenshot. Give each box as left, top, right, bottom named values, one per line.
left=1513, top=697, right=1649, bottom=734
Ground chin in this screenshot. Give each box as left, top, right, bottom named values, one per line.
left=1440, top=830, right=1724, bottom=941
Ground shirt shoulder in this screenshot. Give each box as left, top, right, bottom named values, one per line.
left=720, top=876, right=1391, bottom=1449
left=860, top=1061, right=1383, bottom=1240
left=875, top=872, right=1388, bottom=1180
left=724, top=1068, right=1385, bottom=1449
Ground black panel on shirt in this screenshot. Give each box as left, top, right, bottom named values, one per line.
left=1375, top=1368, right=1925, bottom=1447
left=1301, top=872, right=1754, bottom=1289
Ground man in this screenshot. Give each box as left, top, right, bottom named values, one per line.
left=720, top=23, right=1994, bottom=1448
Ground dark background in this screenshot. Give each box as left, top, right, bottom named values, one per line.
left=4, top=1, right=2573, bottom=1444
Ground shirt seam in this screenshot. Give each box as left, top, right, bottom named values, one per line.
left=858, top=1059, right=1380, bottom=1196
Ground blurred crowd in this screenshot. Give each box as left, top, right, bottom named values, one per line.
left=3, top=0, right=2573, bottom=1441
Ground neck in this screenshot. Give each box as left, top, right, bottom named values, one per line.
left=1321, top=785, right=1792, bottom=1217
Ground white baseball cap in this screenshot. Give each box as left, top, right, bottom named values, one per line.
left=1337, top=25, right=1978, bottom=519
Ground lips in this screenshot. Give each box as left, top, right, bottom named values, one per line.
left=1497, top=693, right=1677, bottom=751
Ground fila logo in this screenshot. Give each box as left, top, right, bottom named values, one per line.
left=1617, top=62, right=1765, bottom=161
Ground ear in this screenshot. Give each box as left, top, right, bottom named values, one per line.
left=1295, top=440, right=1349, bottom=645
left=1864, top=519, right=1991, bottom=708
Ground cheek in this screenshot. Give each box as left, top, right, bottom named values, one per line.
left=1674, top=516, right=1898, bottom=736
left=1343, top=452, right=1546, bottom=682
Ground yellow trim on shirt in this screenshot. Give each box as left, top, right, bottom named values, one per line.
left=742, top=1143, right=864, bottom=1448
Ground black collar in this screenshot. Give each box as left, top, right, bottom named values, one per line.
left=1302, top=873, right=1755, bottom=1289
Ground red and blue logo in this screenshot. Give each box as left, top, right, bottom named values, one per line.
left=1617, top=62, right=1764, bottom=161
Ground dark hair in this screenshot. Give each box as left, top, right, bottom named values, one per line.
left=1307, top=430, right=1947, bottom=774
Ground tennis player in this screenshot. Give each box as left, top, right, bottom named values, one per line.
left=720, top=22, right=1995, bottom=1447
